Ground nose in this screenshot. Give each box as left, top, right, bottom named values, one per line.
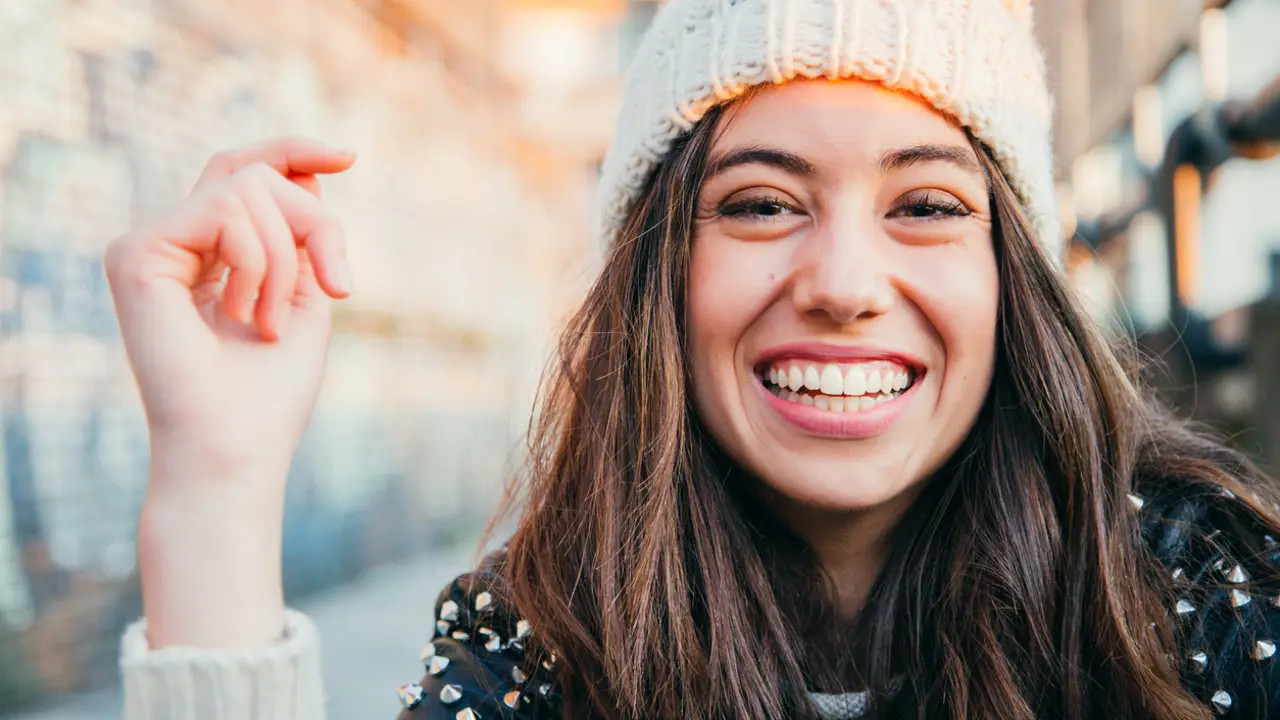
left=790, top=221, right=894, bottom=325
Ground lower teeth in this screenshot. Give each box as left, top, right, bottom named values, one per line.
left=767, top=383, right=903, bottom=412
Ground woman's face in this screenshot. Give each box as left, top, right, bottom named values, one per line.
left=688, top=80, right=999, bottom=514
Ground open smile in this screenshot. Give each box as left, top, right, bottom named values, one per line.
left=751, top=346, right=926, bottom=439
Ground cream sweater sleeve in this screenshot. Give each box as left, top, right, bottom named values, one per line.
left=119, top=610, right=326, bottom=720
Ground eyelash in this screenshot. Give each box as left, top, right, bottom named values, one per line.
left=717, top=195, right=798, bottom=221
left=716, top=191, right=973, bottom=223
left=890, top=191, right=972, bottom=221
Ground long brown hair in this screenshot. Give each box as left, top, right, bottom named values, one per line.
left=492, top=100, right=1280, bottom=719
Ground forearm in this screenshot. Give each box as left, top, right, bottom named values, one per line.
left=139, top=453, right=290, bottom=650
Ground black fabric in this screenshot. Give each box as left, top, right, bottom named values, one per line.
left=1140, top=482, right=1280, bottom=717
left=396, top=487, right=1280, bottom=718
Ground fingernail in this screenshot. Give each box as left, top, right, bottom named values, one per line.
left=331, top=146, right=358, bottom=158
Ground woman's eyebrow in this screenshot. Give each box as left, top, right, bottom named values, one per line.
left=702, top=143, right=985, bottom=184
left=703, top=146, right=817, bottom=181
left=878, top=143, right=983, bottom=179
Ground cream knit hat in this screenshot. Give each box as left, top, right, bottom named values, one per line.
left=597, top=0, right=1061, bottom=257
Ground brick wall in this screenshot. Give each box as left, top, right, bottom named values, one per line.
left=0, top=0, right=599, bottom=710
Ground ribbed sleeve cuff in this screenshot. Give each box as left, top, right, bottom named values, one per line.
left=120, top=610, right=325, bottom=720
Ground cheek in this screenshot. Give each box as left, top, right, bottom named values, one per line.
left=911, top=244, right=1000, bottom=388
left=687, top=236, right=782, bottom=411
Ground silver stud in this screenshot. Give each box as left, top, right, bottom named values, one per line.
left=1266, top=535, right=1277, bottom=547
left=516, top=619, right=532, bottom=640
left=428, top=655, right=451, bottom=675
left=1211, top=690, right=1233, bottom=714
left=440, top=600, right=460, bottom=623
left=1221, top=488, right=1236, bottom=500
left=475, top=591, right=493, bottom=612
left=542, top=653, right=557, bottom=672
left=477, top=627, right=500, bottom=651
left=452, top=630, right=471, bottom=642
left=419, top=642, right=437, bottom=662
left=398, top=683, right=425, bottom=710
left=1172, top=568, right=1185, bottom=581
left=1226, top=565, right=1249, bottom=584
left=503, top=690, right=522, bottom=709
left=512, top=666, right=528, bottom=685
left=1273, top=594, right=1280, bottom=609
left=440, top=684, right=464, bottom=704
left=455, top=709, right=481, bottom=720
left=1176, top=599, right=1196, bottom=615
left=1231, top=589, right=1252, bottom=608
left=538, top=683, right=551, bottom=696
left=1127, top=493, right=1145, bottom=509
left=1254, top=640, right=1276, bottom=660
left=436, top=620, right=451, bottom=636
left=1213, top=558, right=1227, bottom=571
left=481, top=630, right=502, bottom=653
left=1189, top=651, right=1208, bottom=673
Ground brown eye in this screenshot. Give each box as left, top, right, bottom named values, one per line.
left=717, top=195, right=803, bottom=222
left=889, top=190, right=972, bottom=221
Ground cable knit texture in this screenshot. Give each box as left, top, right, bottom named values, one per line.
left=120, top=610, right=323, bottom=720
left=596, top=0, right=1061, bottom=258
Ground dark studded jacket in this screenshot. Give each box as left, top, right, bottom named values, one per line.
left=395, top=485, right=1280, bottom=719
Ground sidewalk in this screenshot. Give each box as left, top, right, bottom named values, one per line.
left=15, top=545, right=478, bottom=719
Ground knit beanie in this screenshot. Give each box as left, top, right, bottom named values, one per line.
left=596, top=0, right=1060, bottom=257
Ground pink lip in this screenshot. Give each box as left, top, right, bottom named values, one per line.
left=752, top=341, right=924, bottom=370
left=751, top=341, right=925, bottom=440
left=757, top=380, right=919, bottom=439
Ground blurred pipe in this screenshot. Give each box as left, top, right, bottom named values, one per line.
left=1173, top=164, right=1202, bottom=308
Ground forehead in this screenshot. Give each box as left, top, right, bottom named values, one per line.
left=713, top=80, right=970, bottom=158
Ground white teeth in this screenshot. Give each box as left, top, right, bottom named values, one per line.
left=770, top=390, right=903, bottom=412
left=819, top=364, right=843, bottom=395
left=843, top=366, right=867, bottom=396
left=803, top=366, right=821, bottom=391
left=764, top=361, right=915, bottom=400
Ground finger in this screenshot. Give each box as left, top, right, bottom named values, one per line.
left=233, top=165, right=301, bottom=341
left=287, top=173, right=322, bottom=200
left=196, top=136, right=356, bottom=190
left=258, top=172, right=352, bottom=299
left=292, top=247, right=330, bottom=309
left=191, top=260, right=228, bottom=307
left=211, top=193, right=267, bottom=324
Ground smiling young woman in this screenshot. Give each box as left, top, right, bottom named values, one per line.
left=107, top=1, right=1280, bottom=719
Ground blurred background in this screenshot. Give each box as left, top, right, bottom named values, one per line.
left=0, top=0, right=1277, bottom=716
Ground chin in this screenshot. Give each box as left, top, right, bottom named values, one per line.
left=752, top=459, right=922, bottom=513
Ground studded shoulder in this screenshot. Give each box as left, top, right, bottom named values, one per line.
left=395, top=551, right=563, bottom=719
left=1134, top=482, right=1280, bottom=717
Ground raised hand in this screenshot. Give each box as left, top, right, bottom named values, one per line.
left=104, top=137, right=356, bottom=649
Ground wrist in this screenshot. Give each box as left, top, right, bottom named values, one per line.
left=138, top=469, right=290, bottom=650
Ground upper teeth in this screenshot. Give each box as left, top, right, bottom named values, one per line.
left=765, top=362, right=912, bottom=396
